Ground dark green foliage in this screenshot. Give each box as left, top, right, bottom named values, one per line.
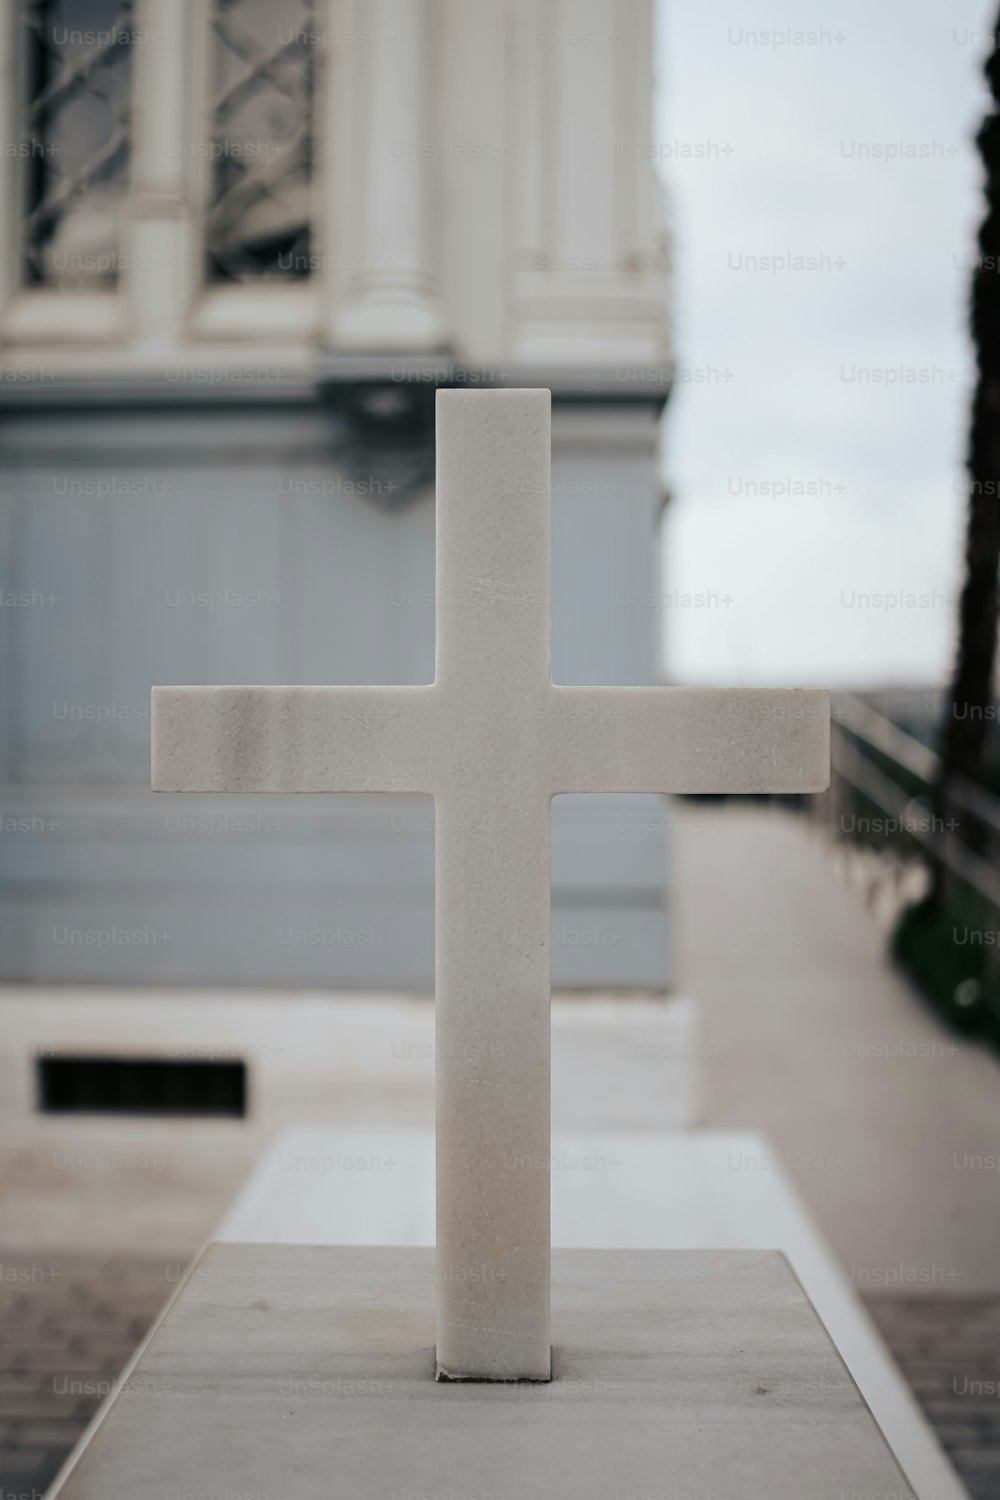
left=897, top=14, right=1000, bottom=1036
left=935, top=11, right=1000, bottom=819
left=893, top=893, right=1000, bottom=1042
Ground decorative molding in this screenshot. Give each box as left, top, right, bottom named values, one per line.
left=1, top=289, right=126, bottom=344
left=0, top=357, right=672, bottom=412
left=188, top=283, right=319, bottom=342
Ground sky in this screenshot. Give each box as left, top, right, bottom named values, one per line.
left=655, top=0, right=995, bottom=688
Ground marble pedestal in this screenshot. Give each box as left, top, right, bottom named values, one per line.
left=52, top=1244, right=913, bottom=1500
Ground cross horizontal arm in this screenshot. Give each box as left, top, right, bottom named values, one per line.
left=152, top=685, right=437, bottom=793
left=550, top=686, right=830, bottom=794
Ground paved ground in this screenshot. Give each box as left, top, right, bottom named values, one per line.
left=0, top=1254, right=175, bottom=1499
left=867, top=1295, right=1000, bottom=1500
left=673, top=804, right=1000, bottom=1294
left=0, top=1133, right=254, bottom=1259
left=0, top=1138, right=251, bottom=1495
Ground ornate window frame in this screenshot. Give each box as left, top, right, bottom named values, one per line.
left=0, top=0, right=131, bottom=344
left=187, top=0, right=322, bottom=346
left=0, top=0, right=328, bottom=364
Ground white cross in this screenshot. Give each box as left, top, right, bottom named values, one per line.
left=152, top=389, right=829, bottom=1382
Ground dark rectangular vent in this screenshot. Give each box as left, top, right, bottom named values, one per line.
left=37, top=1056, right=247, bottom=1118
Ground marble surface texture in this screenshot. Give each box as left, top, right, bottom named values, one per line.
left=153, top=390, right=830, bottom=1379
left=51, top=1245, right=913, bottom=1500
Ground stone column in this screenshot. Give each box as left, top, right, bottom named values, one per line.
left=124, top=0, right=195, bottom=354
left=326, top=0, right=445, bottom=351
left=506, top=0, right=668, bottom=364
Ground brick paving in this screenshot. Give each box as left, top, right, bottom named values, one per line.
left=865, top=1294, right=1000, bottom=1500
left=0, top=1253, right=181, bottom=1498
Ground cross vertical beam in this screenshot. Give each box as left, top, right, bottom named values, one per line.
left=433, top=392, right=553, bottom=1379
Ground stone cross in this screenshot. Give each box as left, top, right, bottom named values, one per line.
left=152, top=389, right=829, bottom=1382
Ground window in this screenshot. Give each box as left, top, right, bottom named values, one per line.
left=19, top=0, right=134, bottom=289
left=206, top=0, right=318, bottom=282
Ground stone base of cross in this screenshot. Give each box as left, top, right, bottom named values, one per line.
left=153, top=389, right=829, bottom=1382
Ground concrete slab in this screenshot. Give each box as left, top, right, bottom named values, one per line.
left=215, top=1125, right=968, bottom=1500
left=50, top=1245, right=913, bottom=1500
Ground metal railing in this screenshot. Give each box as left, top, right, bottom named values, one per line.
left=817, top=693, right=1000, bottom=999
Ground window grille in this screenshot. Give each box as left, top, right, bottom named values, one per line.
left=20, top=0, right=134, bottom=288
left=206, top=0, right=317, bottom=282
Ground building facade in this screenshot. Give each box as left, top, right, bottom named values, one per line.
left=0, top=0, right=673, bottom=986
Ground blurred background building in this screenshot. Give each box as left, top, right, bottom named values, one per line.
left=0, top=0, right=671, bottom=988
